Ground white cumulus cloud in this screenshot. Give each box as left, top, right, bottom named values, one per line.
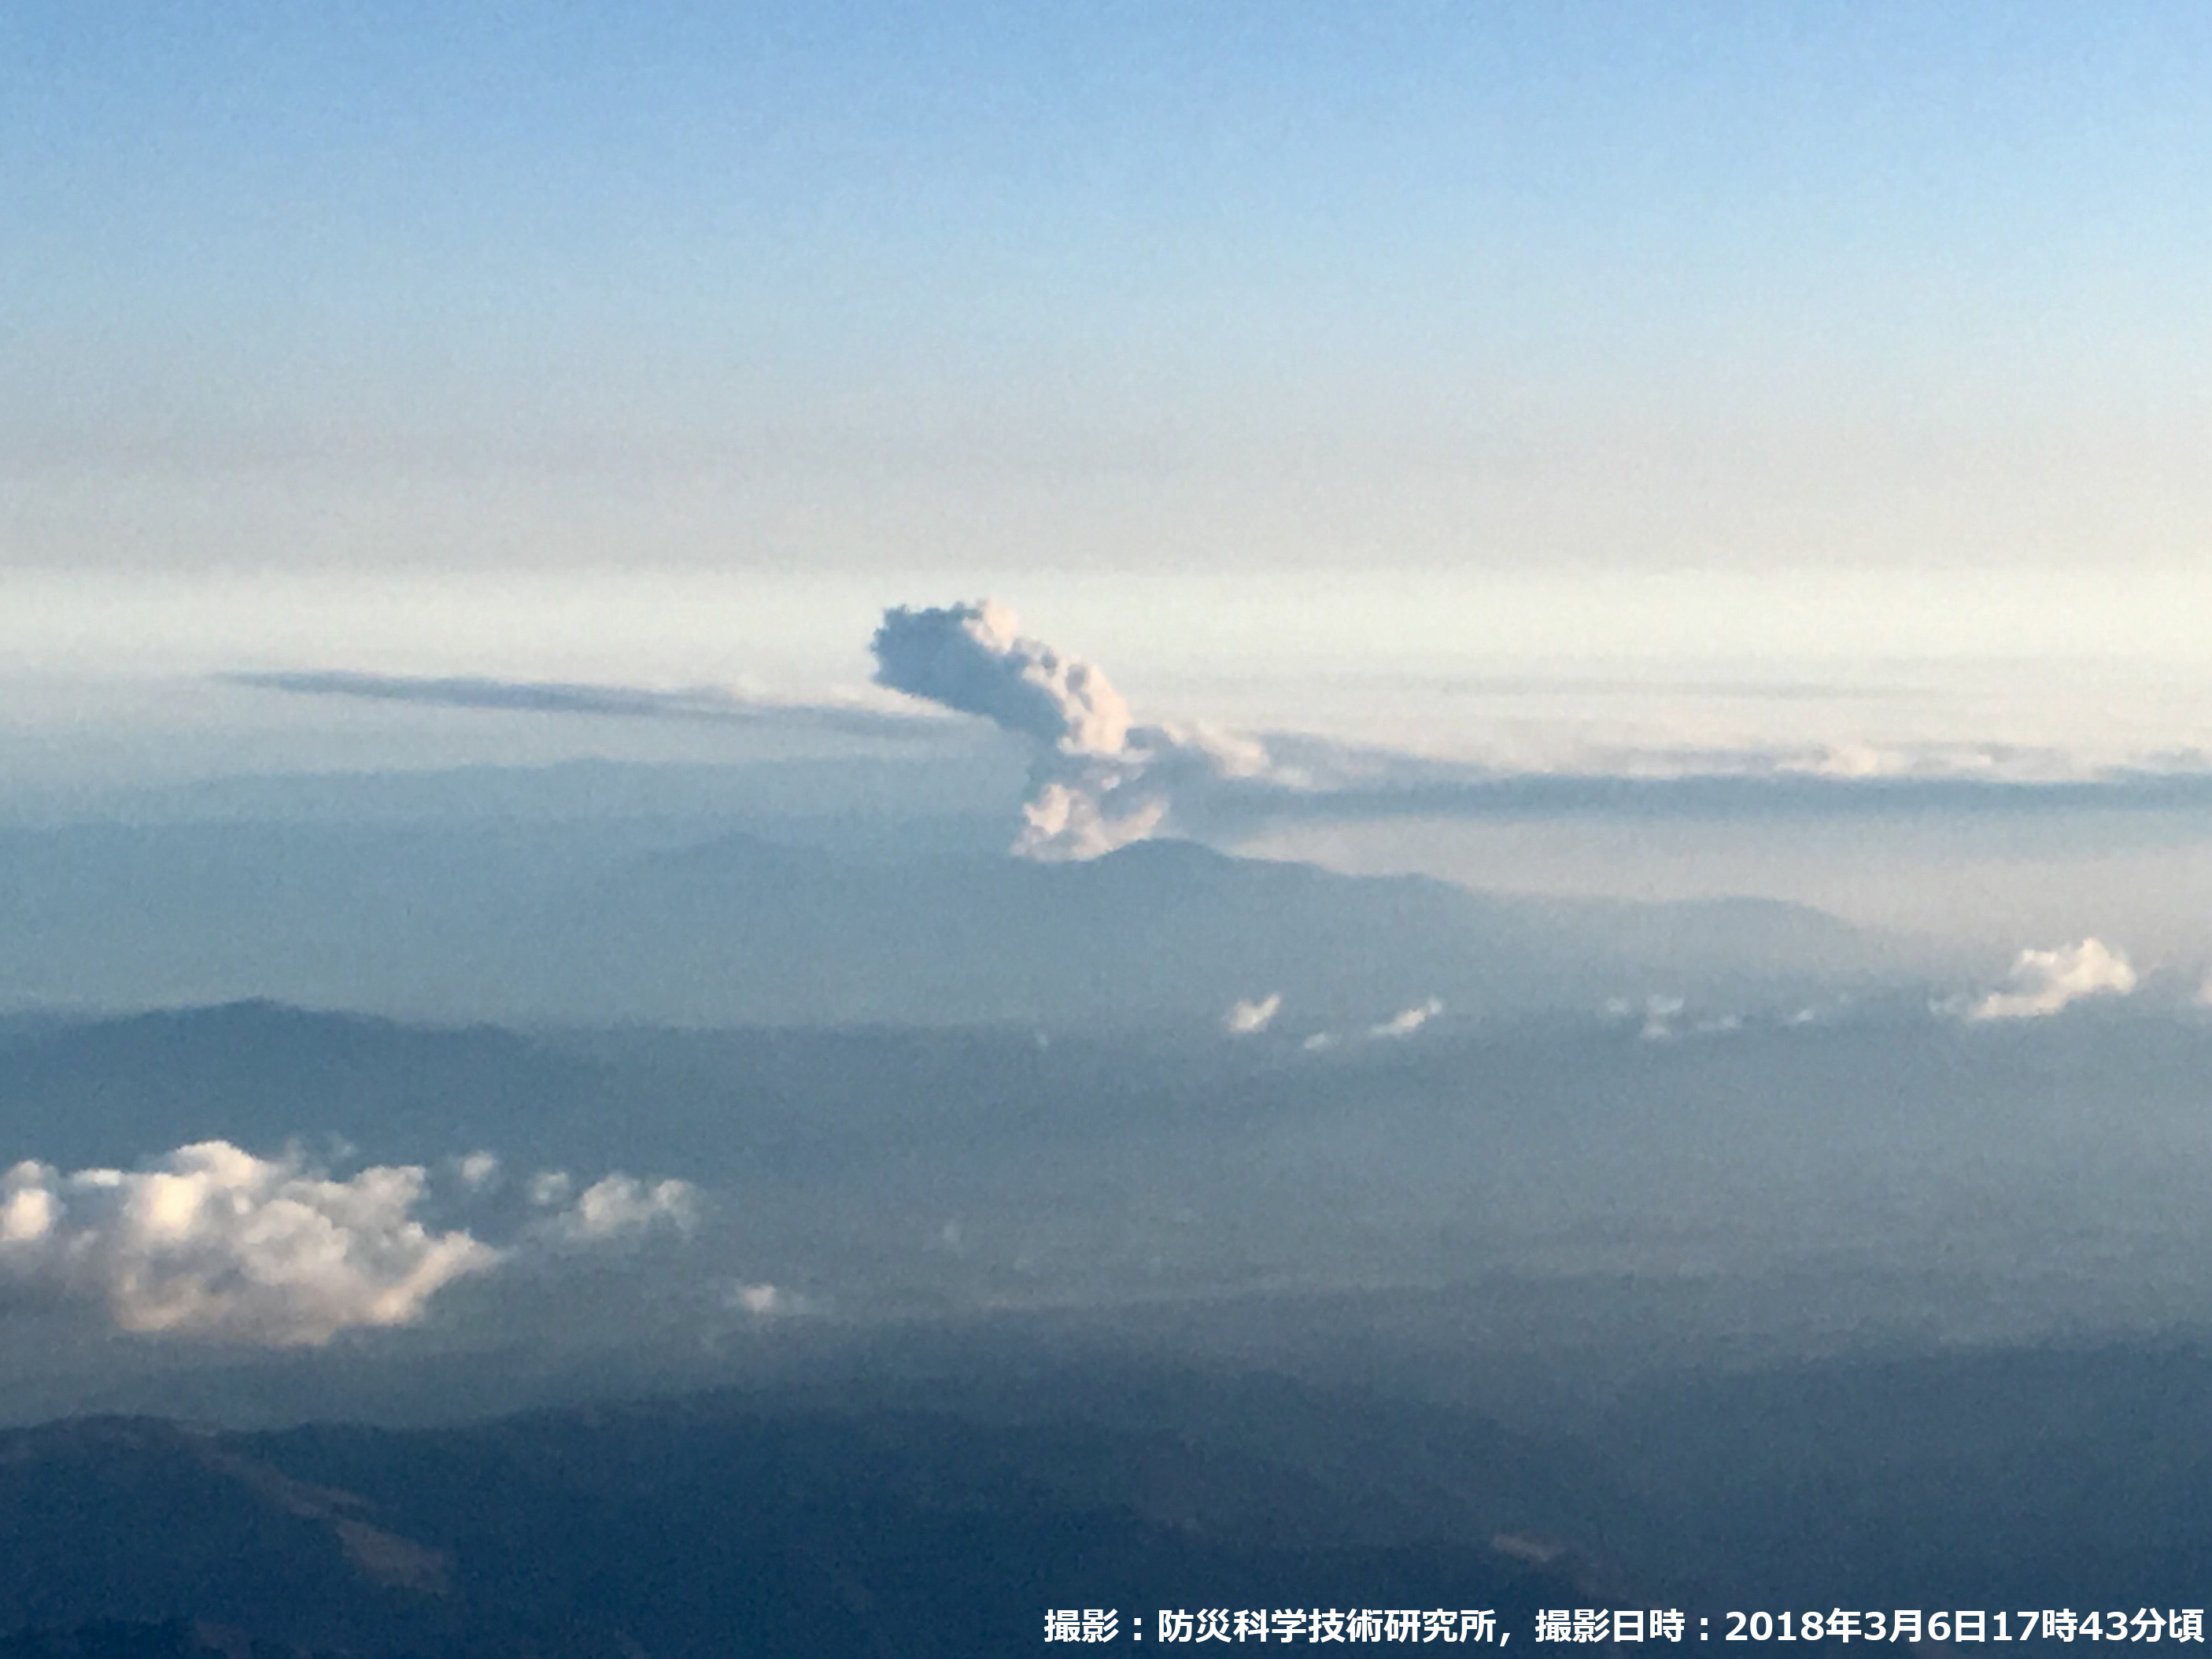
left=727, top=1282, right=799, bottom=1317
left=1368, top=998, right=1443, bottom=1040
left=1222, top=993, right=1283, bottom=1036
left=1638, top=996, right=1687, bottom=1041
left=0, top=1142, right=499, bottom=1347
left=0, top=1144, right=710, bottom=1346
left=553, top=1173, right=698, bottom=1241
left=1968, top=938, right=2138, bottom=1021
left=527, top=1170, right=574, bottom=1206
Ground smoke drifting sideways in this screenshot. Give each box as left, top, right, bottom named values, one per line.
left=870, top=600, right=1284, bottom=859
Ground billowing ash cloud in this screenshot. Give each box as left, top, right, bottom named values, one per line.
left=1014, top=773, right=1169, bottom=862
left=870, top=601, right=1130, bottom=755
left=871, top=600, right=1283, bottom=859
left=1968, top=938, right=2138, bottom=1020
left=0, top=1142, right=497, bottom=1347
left=1368, top=997, right=1443, bottom=1039
left=1222, top=993, right=1283, bottom=1036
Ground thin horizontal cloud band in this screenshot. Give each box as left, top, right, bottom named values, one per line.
left=225, top=669, right=950, bottom=741
left=231, top=648, right=2212, bottom=835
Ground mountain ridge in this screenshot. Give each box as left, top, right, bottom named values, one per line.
left=0, top=818, right=1904, bottom=1029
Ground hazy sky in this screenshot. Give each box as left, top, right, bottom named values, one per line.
left=16, top=7, right=2212, bottom=1388
left=6, top=3, right=2212, bottom=777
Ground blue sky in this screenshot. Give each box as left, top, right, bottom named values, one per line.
left=5, top=2, right=2212, bottom=780
left=10, top=4, right=2211, bottom=556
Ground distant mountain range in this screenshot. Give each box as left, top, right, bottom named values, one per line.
left=0, top=814, right=1908, bottom=1029
left=500, top=833, right=1893, bottom=1026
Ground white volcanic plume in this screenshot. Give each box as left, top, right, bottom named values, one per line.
left=870, top=600, right=1130, bottom=754
left=870, top=600, right=1280, bottom=859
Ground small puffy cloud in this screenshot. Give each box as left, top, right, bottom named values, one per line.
left=1625, top=996, right=1741, bottom=1040
left=527, top=1170, right=574, bottom=1206
left=0, top=1143, right=498, bottom=1347
left=726, top=1282, right=798, bottom=1317
left=1969, top=938, right=2137, bottom=1021
left=1369, top=998, right=1443, bottom=1040
left=1222, top=993, right=1283, bottom=1036
left=1, top=1165, right=61, bottom=1243
left=456, top=1151, right=500, bottom=1190
left=553, top=1174, right=698, bottom=1242
left=1301, top=1003, right=1444, bottom=1051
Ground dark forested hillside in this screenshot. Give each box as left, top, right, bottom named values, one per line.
left=0, top=1397, right=1595, bottom=1658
